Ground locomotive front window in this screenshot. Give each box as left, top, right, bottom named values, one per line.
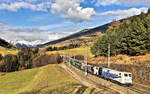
left=129, top=74, right=132, bottom=77
left=119, top=73, right=121, bottom=75
left=124, top=74, right=128, bottom=77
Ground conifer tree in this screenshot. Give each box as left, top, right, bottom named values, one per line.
left=91, top=11, right=150, bottom=56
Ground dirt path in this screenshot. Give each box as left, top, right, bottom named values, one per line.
left=59, top=64, right=114, bottom=94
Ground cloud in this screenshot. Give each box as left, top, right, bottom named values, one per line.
left=47, top=30, right=76, bottom=40
left=95, top=0, right=119, bottom=6
left=0, top=23, right=48, bottom=42
left=0, top=0, right=48, bottom=3
left=0, top=1, right=51, bottom=12
left=98, top=7, right=148, bottom=19
left=0, top=0, right=95, bottom=23
left=51, top=0, right=95, bottom=23
left=95, top=0, right=150, bottom=6
left=0, top=22, right=77, bottom=44
left=142, top=0, right=150, bottom=6
left=23, top=0, right=38, bottom=3
left=38, top=22, right=72, bottom=31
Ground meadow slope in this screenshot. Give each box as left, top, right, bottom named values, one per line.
left=0, top=46, right=19, bottom=56
left=0, top=64, right=102, bottom=94
left=46, top=47, right=93, bottom=58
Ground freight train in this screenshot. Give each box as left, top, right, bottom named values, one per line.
left=61, top=55, right=132, bottom=85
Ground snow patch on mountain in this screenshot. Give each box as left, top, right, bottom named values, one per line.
left=9, top=40, right=44, bottom=47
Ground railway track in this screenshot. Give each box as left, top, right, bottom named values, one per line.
left=133, top=83, right=150, bottom=92
left=126, top=83, right=150, bottom=94
left=59, top=64, right=113, bottom=94
left=62, top=56, right=150, bottom=94
left=126, top=87, right=147, bottom=94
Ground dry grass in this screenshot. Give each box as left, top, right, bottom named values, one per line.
left=46, top=47, right=94, bottom=58
left=0, top=46, right=5, bottom=50
left=88, top=53, right=150, bottom=67
left=0, top=64, right=102, bottom=94
left=0, top=67, right=38, bottom=94
left=0, top=48, right=19, bottom=56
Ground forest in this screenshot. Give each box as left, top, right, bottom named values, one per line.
left=91, top=8, right=150, bottom=56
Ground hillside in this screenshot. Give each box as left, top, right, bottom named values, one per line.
left=0, top=49, right=19, bottom=56
left=44, top=10, right=150, bottom=86
left=0, top=38, right=12, bottom=48
left=39, top=23, right=109, bottom=47
left=39, top=17, right=130, bottom=47
left=0, top=64, right=102, bottom=94
left=0, top=38, right=19, bottom=56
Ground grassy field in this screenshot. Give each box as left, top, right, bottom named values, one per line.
left=46, top=47, right=94, bottom=58
left=0, top=68, right=38, bottom=94
left=0, top=64, right=102, bottom=94
left=0, top=49, right=19, bottom=56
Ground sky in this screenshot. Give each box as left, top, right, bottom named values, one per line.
left=0, top=0, right=150, bottom=44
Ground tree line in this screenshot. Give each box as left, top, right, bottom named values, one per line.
left=46, top=44, right=80, bottom=51
left=0, top=48, right=62, bottom=72
left=91, top=9, right=150, bottom=56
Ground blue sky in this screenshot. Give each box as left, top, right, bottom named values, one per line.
left=0, top=0, right=150, bottom=44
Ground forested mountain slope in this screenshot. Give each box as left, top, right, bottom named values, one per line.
left=91, top=9, right=150, bottom=56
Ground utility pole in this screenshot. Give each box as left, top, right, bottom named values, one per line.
left=84, top=43, right=88, bottom=76
left=73, top=54, right=75, bottom=59
left=108, top=43, right=110, bottom=68
left=69, top=52, right=71, bottom=66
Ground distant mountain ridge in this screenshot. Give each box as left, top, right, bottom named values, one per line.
left=9, top=40, right=43, bottom=48
left=38, top=23, right=110, bottom=47
left=0, top=38, right=44, bottom=48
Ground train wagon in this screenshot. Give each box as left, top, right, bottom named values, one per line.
left=71, top=59, right=82, bottom=70
left=93, top=66, right=102, bottom=76
left=81, top=63, right=91, bottom=72
left=87, top=65, right=94, bottom=73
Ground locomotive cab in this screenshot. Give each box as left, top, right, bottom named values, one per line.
left=121, top=72, right=132, bottom=85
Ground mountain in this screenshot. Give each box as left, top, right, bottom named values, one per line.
left=9, top=40, right=44, bottom=48
left=38, top=13, right=144, bottom=47
left=0, top=38, right=12, bottom=48
left=38, top=23, right=110, bottom=47
left=91, top=10, right=150, bottom=56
